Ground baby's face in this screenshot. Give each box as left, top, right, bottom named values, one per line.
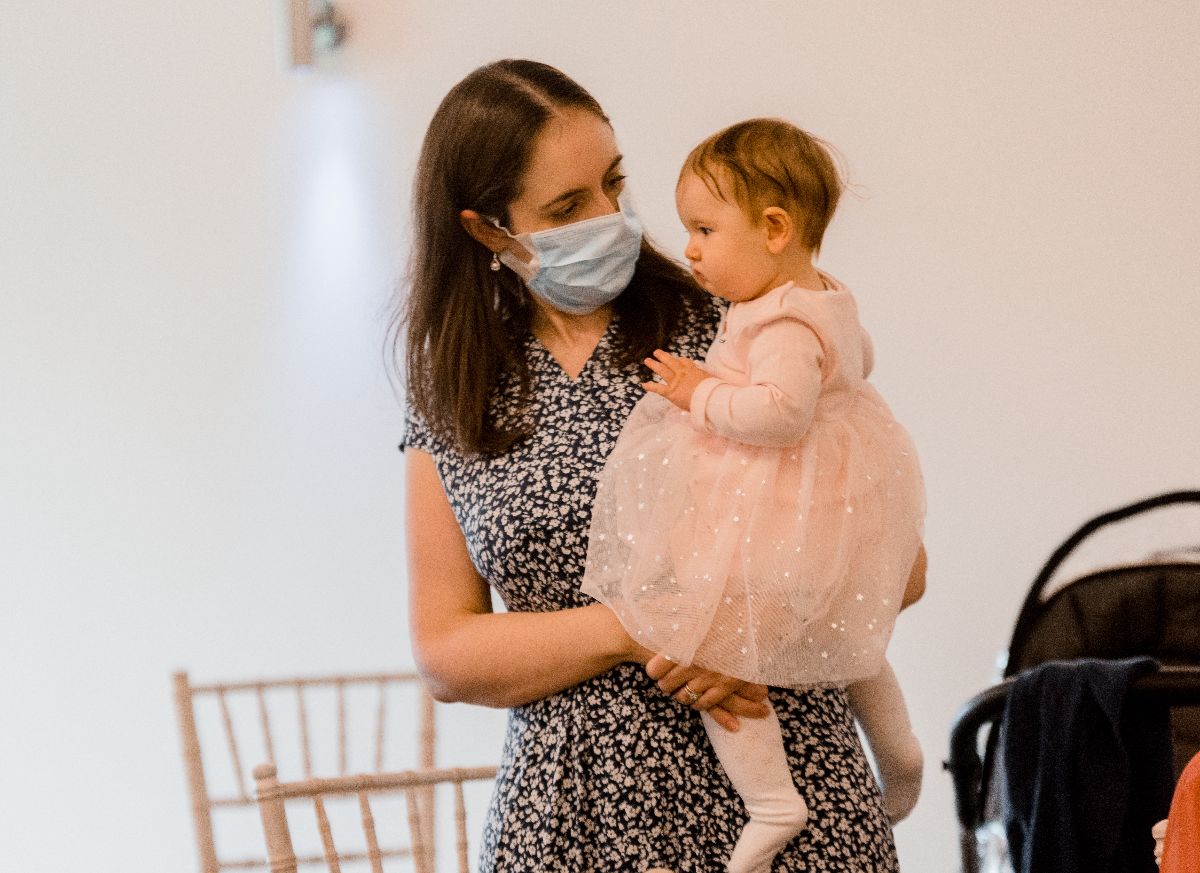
left=675, top=170, right=777, bottom=303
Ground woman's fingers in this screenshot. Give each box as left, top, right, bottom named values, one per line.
left=695, top=684, right=731, bottom=711
left=655, top=663, right=696, bottom=696
left=642, top=657, right=770, bottom=723
left=696, top=678, right=767, bottom=714
left=708, top=690, right=773, bottom=732
left=644, top=652, right=674, bottom=681
left=736, top=682, right=770, bottom=704
left=708, top=705, right=740, bottom=732
left=719, top=689, right=771, bottom=720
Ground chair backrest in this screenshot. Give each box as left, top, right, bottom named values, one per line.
left=254, top=763, right=498, bottom=873
left=174, top=670, right=436, bottom=873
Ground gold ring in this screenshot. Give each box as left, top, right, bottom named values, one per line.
left=682, top=684, right=700, bottom=705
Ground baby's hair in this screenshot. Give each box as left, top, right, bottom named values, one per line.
left=681, top=118, right=844, bottom=252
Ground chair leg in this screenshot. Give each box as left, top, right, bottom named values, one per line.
left=255, top=764, right=299, bottom=873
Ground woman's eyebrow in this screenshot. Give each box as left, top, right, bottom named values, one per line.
left=538, top=155, right=624, bottom=212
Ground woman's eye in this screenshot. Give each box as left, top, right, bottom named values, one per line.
left=607, top=174, right=627, bottom=189
left=553, top=202, right=579, bottom=220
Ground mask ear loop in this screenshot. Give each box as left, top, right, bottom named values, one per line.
left=480, top=214, right=510, bottom=274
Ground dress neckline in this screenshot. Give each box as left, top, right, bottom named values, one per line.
left=529, top=312, right=621, bottom=383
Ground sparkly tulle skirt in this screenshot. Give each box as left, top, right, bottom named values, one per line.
left=581, top=387, right=925, bottom=687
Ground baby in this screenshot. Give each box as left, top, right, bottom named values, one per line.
left=583, top=118, right=925, bottom=871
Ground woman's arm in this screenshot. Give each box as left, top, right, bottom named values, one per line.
left=407, top=448, right=632, bottom=708
left=901, top=544, right=927, bottom=610
left=406, top=448, right=768, bottom=728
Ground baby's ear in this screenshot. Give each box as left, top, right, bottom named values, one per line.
left=761, top=206, right=793, bottom=253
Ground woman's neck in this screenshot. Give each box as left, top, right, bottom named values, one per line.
left=530, top=299, right=613, bottom=379
left=530, top=300, right=613, bottom=347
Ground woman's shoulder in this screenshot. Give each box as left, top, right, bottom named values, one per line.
left=398, top=387, right=447, bottom=458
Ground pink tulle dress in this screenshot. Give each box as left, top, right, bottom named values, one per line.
left=581, top=276, right=925, bottom=687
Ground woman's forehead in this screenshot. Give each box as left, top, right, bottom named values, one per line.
left=519, top=109, right=620, bottom=204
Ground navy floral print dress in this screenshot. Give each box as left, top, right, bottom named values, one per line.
left=401, top=294, right=898, bottom=872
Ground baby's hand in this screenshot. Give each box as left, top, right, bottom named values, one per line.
left=642, top=349, right=710, bottom=411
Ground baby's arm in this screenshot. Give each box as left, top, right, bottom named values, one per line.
left=689, top=317, right=824, bottom=447
left=642, top=318, right=822, bottom=445
left=847, top=659, right=923, bottom=823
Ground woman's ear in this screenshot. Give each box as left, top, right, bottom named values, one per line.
left=761, top=206, right=793, bottom=254
left=459, top=209, right=509, bottom=253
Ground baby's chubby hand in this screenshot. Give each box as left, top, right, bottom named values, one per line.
left=642, top=349, right=710, bottom=411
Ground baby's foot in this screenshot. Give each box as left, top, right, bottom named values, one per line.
left=726, top=794, right=808, bottom=873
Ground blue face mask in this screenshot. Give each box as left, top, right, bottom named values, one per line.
left=494, top=191, right=643, bottom=315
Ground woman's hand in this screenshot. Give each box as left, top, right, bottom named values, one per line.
left=644, top=653, right=770, bottom=732
left=642, top=349, right=711, bottom=411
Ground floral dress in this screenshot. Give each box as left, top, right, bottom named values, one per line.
left=400, top=294, right=898, bottom=872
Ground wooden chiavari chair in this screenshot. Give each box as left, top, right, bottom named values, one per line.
left=254, top=763, right=498, bottom=873
left=174, top=670, right=436, bottom=872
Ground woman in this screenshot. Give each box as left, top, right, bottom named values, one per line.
left=394, top=59, right=899, bottom=872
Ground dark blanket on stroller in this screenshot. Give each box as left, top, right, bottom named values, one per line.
left=1002, top=657, right=1174, bottom=873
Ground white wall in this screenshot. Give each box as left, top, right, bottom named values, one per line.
left=3, top=2, right=1199, bottom=871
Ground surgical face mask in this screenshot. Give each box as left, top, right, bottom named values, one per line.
left=492, top=191, right=643, bottom=315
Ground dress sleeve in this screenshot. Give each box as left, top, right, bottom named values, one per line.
left=688, top=316, right=824, bottom=447
left=397, top=391, right=439, bottom=455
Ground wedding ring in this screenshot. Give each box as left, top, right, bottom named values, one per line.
left=681, top=684, right=700, bottom=705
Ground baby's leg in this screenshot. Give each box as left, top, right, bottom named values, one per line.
left=700, top=702, right=808, bottom=873
left=847, top=659, right=923, bottom=823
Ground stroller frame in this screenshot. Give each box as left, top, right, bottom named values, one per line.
left=944, top=490, right=1200, bottom=873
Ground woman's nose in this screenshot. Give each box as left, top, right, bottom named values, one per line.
left=598, top=188, right=621, bottom=217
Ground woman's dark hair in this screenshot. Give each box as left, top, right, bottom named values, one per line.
left=390, top=59, right=703, bottom=455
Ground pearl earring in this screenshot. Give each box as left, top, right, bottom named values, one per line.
left=490, top=252, right=501, bottom=272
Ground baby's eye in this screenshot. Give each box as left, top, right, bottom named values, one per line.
left=698, top=226, right=713, bottom=236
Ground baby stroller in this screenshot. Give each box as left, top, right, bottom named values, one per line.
left=946, top=490, right=1200, bottom=873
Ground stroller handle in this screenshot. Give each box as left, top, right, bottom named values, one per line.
left=1006, top=490, right=1200, bottom=676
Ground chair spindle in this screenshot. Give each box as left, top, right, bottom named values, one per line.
left=295, top=683, right=313, bottom=778
left=357, top=790, right=385, bottom=873
left=256, top=684, right=277, bottom=766
left=218, top=689, right=249, bottom=800
left=313, top=796, right=340, bottom=873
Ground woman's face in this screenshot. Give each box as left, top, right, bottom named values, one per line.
left=505, top=108, right=627, bottom=236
